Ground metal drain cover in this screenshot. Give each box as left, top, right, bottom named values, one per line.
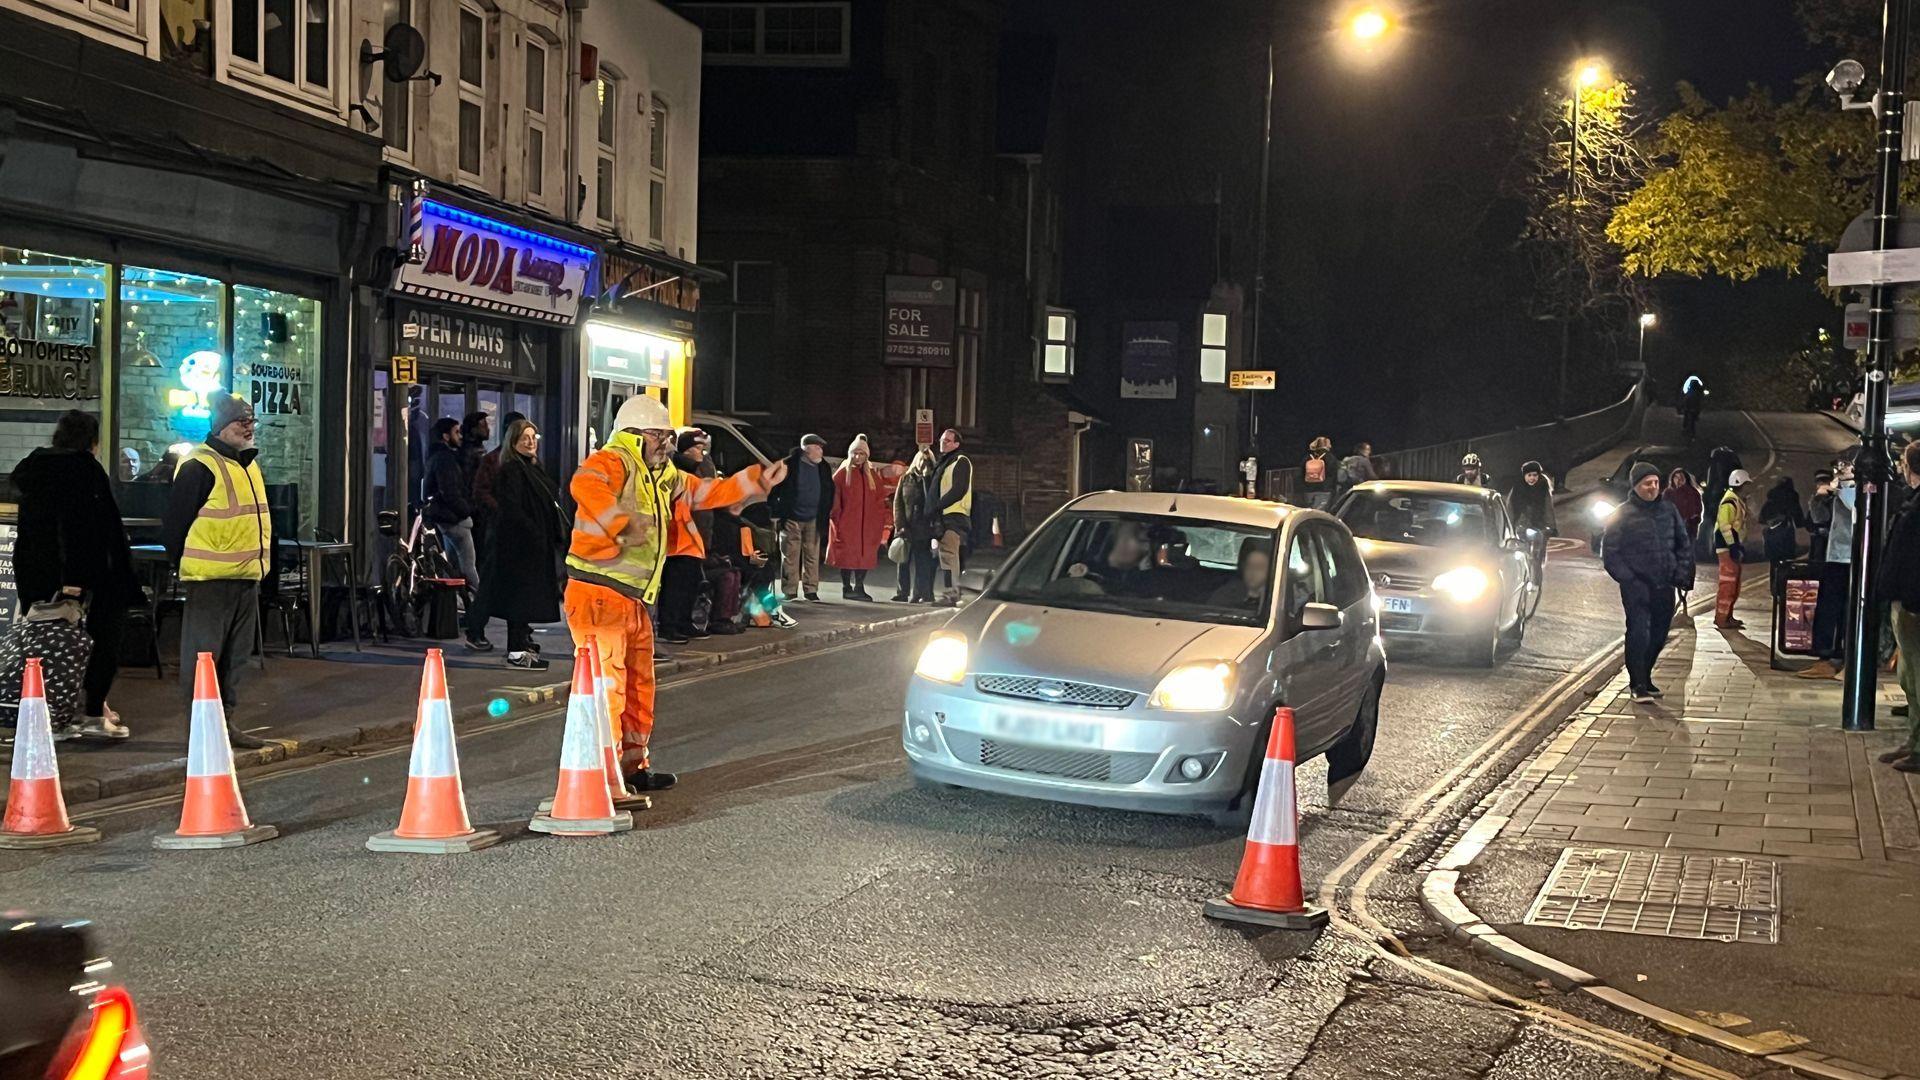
left=1523, top=847, right=1779, bottom=945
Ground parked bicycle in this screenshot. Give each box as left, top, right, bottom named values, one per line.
left=379, top=506, right=457, bottom=638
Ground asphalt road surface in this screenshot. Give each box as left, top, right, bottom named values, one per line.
left=1, top=410, right=1854, bottom=1079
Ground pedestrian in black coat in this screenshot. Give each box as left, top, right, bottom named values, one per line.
left=475, top=418, right=565, bottom=669
left=1878, top=442, right=1920, bottom=771
left=1602, top=461, right=1695, bottom=703
left=11, top=410, right=142, bottom=737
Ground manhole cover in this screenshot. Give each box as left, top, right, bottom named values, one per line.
left=1523, top=847, right=1779, bottom=944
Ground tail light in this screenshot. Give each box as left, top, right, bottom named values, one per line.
left=56, top=985, right=150, bottom=1080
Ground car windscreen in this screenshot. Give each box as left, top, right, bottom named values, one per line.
left=1337, top=491, right=1491, bottom=548
left=987, top=512, right=1277, bottom=627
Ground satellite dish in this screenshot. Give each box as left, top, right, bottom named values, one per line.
left=361, top=24, right=427, bottom=83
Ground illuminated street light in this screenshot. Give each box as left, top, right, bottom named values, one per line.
left=1639, top=312, right=1658, bottom=329
left=1637, top=311, right=1658, bottom=374
left=1575, top=58, right=1611, bottom=88
left=1348, top=7, right=1391, bottom=41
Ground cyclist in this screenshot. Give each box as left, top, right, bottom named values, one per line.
left=1680, top=375, right=1707, bottom=439
left=1508, top=460, right=1556, bottom=574
left=1455, top=452, right=1494, bottom=488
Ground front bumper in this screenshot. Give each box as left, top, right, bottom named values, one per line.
left=1375, top=590, right=1498, bottom=641
left=901, top=676, right=1262, bottom=816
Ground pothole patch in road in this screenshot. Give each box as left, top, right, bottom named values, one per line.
left=697, top=863, right=1310, bottom=1008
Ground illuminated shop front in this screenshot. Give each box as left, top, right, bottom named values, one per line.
left=579, top=245, right=711, bottom=455
left=0, top=249, right=324, bottom=533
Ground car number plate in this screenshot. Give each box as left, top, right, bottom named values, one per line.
left=990, top=712, right=1103, bottom=748
left=1383, top=596, right=1416, bottom=613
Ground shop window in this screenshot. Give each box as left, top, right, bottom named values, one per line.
left=1200, top=311, right=1228, bottom=384
left=380, top=0, right=412, bottom=154
left=229, top=0, right=334, bottom=101
left=954, top=285, right=981, bottom=427
left=648, top=98, right=668, bottom=243
left=457, top=5, right=487, bottom=180
left=1043, top=308, right=1075, bottom=381
left=234, top=287, right=320, bottom=536
left=594, top=75, right=619, bottom=226
left=524, top=39, right=549, bottom=203
left=0, top=247, right=108, bottom=478
left=117, top=268, right=224, bottom=487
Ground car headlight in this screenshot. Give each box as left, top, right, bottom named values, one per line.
left=1589, top=500, right=1618, bottom=523
left=913, top=632, right=969, bottom=684
left=1432, top=566, right=1490, bottom=604
left=1148, top=661, right=1237, bottom=712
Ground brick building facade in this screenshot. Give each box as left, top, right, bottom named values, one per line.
left=675, top=0, right=1078, bottom=533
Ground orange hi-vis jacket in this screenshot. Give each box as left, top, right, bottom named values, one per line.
left=567, top=433, right=772, bottom=605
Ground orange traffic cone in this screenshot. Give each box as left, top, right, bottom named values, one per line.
left=529, top=649, right=634, bottom=837
left=538, top=640, right=650, bottom=815
left=0, top=659, right=99, bottom=849
left=154, top=654, right=277, bottom=849
left=1203, top=707, right=1327, bottom=929
left=589, top=639, right=650, bottom=811
left=367, top=649, right=500, bottom=853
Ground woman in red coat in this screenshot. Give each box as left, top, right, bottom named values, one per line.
left=829, top=434, right=889, bottom=601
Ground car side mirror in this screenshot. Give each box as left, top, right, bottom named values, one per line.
left=959, top=568, right=993, bottom=593
left=1300, top=602, right=1343, bottom=631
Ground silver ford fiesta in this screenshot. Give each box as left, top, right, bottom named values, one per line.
left=903, top=491, right=1386, bottom=826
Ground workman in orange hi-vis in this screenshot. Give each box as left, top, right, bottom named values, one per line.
left=565, top=395, right=786, bottom=792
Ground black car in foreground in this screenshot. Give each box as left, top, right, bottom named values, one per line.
left=0, top=917, right=149, bottom=1079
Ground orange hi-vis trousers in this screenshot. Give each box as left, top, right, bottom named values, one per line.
left=564, top=580, right=655, bottom=772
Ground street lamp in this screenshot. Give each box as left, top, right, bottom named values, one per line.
left=1637, top=311, right=1657, bottom=373
left=1248, top=5, right=1400, bottom=462
left=1827, top=0, right=1913, bottom=732
left=1557, top=56, right=1613, bottom=416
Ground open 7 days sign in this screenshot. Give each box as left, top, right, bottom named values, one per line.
left=396, top=199, right=595, bottom=324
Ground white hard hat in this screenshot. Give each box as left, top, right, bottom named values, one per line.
left=613, top=395, right=672, bottom=433
left=1728, top=469, right=1752, bottom=486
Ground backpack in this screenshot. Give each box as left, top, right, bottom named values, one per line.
left=1303, top=456, right=1327, bottom=485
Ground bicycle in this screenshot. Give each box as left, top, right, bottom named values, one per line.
left=379, top=505, right=457, bottom=638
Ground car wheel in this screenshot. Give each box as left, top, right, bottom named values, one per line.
left=1467, top=623, right=1500, bottom=667
left=1501, top=604, right=1527, bottom=649
left=1327, top=678, right=1380, bottom=785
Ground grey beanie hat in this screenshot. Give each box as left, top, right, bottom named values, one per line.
left=209, top=392, right=255, bottom=434
left=1629, top=461, right=1661, bottom=487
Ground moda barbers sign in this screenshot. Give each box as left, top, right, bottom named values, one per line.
left=395, top=199, right=594, bottom=324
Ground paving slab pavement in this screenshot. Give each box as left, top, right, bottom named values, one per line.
left=1433, top=594, right=1920, bottom=1080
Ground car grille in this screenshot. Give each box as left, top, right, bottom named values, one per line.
left=944, top=733, right=1159, bottom=785
left=974, top=674, right=1136, bottom=709
left=1374, top=572, right=1429, bottom=591
left=1381, top=612, right=1425, bottom=633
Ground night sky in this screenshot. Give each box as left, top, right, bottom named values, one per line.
left=1017, top=0, right=1844, bottom=458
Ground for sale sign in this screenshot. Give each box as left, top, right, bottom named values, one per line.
left=884, top=276, right=957, bottom=368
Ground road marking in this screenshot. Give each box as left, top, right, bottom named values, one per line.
left=1317, top=582, right=1747, bottom=1080
left=1739, top=409, right=1779, bottom=482
left=69, top=626, right=929, bottom=823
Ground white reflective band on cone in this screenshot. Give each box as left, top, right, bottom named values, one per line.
left=185, top=699, right=237, bottom=778
left=1245, top=759, right=1298, bottom=847
left=560, top=694, right=601, bottom=771
left=10, top=695, right=57, bottom=781
left=409, top=697, right=460, bottom=778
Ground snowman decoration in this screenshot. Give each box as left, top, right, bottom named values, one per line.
left=174, top=349, right=224, bottom=420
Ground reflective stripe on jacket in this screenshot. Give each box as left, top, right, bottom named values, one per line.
left=180, top=446, right=271, bottom=582
left=566, top=433, right=771, bottom=603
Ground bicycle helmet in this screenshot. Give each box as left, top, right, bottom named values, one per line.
left=1461, top=452, right=1483, bottom=468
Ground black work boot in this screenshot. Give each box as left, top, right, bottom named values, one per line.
left=624, top=767, right=678, bottom=791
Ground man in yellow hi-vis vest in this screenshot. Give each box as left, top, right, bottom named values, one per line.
left=162, top=392, right=272, bottom=748
left=930, top=428, right=973, bottom=607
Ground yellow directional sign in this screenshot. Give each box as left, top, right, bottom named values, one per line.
left=1229, top=370, right=1276, bottom=390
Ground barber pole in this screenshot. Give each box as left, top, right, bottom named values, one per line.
left=407, top=178, right=428, bottom=264
left=1202, top=707, right=1328, bottom=929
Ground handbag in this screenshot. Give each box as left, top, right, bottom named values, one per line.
left=888, top=536, right=909, bottom=564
